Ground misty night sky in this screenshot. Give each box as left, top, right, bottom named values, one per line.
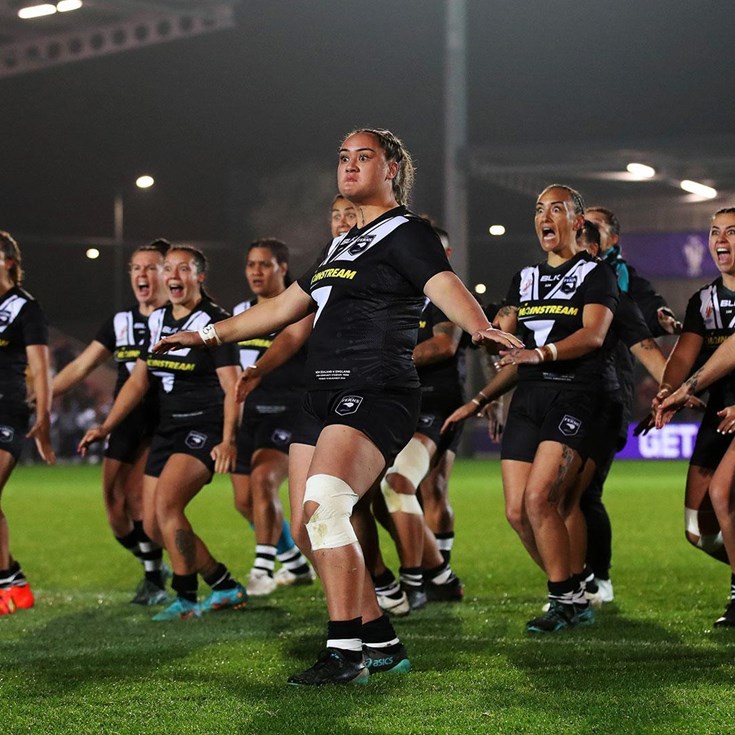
left=0, top=0, right=732, bottom=331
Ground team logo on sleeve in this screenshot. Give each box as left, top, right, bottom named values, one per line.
left=185, top=431, right=208, bottom=449
left=559, top=415, right=581, bottom=437
left=271, top=429, right=292, bottom=446
left=335, top=395, right=363, bottom=416
left=0, top=426, right=14, bottom=442
left=560, top=275, right=577, bottom=294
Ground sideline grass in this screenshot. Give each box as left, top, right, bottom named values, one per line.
left=1, top=460, right=734, bottom=734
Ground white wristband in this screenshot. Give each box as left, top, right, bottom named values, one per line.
left=547, top=342, right=558, bottom=361
left=198, top=323, right=222, bottom=347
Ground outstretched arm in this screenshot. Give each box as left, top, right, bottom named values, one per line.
left=236, top=314, right=314, bottom=403
left=423, top=271, right=523, bottom=350
left=53, top=341, right=111, bottom=396
left=26, top=344, right=56, bottom=464
left=78, top=359, right=149, bottom=454
left=153, top=282, right=314, bottom=353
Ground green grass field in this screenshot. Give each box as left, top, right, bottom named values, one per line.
left=1, top=460, right=734, bottom=734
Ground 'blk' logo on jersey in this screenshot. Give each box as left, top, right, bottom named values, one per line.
left=335, top=395, right=363, bottom=416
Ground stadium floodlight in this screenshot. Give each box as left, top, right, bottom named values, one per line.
left=474, top=283, right=487, bottom=295
left=680, top=179, right=718, bottom=199
left=626, top=162, right=656, bottom=179
left=18, top=4, right=56, bottom=18
left=135, top=175, right=154, bottom=189
left=57, top=0, right=83, bottom=11
left=85, top=247, right=100, bottom=260
left=488, top=225, right=506, bottom=236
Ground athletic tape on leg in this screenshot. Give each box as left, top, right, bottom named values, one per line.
left=685, top=507, right=724, bottom=553
left=304, top=474, right=358, bottom=550
left=380, top=438, right=429, bottom=515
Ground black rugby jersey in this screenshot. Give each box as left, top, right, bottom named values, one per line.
left=233, top=298, right=305, bottom=413
left=296, top=206, right=452, bottom=391
left=0, top=287, right=48, bottom=415
left=506, top=251, right=618, bottom=389
left=600, top=291, right=653, bottom=393
left=416, top=300, right=464, bottom=405
left=143, top=298, right=239, bottom=426
left=682, top=277, right=735, bottom=406
left=95, top=306, right=152, bottom=397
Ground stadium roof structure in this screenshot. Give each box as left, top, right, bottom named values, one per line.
left=0, top=0, right=238, bottom=78
left=468, top=134, right=735, bottom=232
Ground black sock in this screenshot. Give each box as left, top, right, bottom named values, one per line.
left=399, top=566, right=424, bottom=590
left=425, top=560, right=455, bottom=586
left=202, top=563, right=237, bottom=591
left=132, top=521, right=166, bottom=588
left=115, top=527, right=142, bottom=559
left=253, top=544, right=276, bottom=577
left=362, top=614, right=400, bottom=650
left=276, top=546, right=311, bottom=577
left=326, top=617, right=362, bottom=661
left=172, top=573, right=198, bottom=603
left=434, top=531, right=455, bottom=563
left=372, top=568, right=403, bottom=599
left=547, top=578, right=574, bottom=605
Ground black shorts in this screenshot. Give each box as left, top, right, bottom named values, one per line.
left=416, top=394, right=464, bottom=452
left=232, top=409, right=298, bottom=475
left=291, top=387, right=422, bottom=467
left=0, top=412, right=29, bottom=463
left=144, top=420, right=222, bottom=479
left=585, top=393, right=624, bottom=468
left=690, top=407, right=734, bottom=469
left=501, top=384, right=598, bottom=463
left=104, top=402, right=156, bottom=464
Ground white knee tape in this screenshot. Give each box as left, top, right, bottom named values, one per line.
left=381, top=482, right=424, bottom=515
left=380, top=439, right=429, bottom=516
left=685, top=507, right=724, bottom=552
left=304, top=474, right=358, bottom=550
left=391, top=438, right=431, bottom=488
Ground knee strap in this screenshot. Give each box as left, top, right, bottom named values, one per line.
left=685, top=507, right=724, bottom=553
left=304, top=474, right=358, bottom=550
left=380, top=438, right=429, bottom=516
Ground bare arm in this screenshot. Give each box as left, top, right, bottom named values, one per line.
left=423, top=272, right=523, bottom=350
left=629, top=338, right=667, bottom=385
left=649, top=331, right=702, bottom=412
left=26, top=344, right=56, bottom=464
left=236, top=314, right=314, bottom=403
left=153, top=282, right=315, bottom=353
left=52, top=340, right=112, bottom=396
left=78, top=359, right=149, bottom=454
left=655, top=331, right=735, bottom=426
left=441, top=364, right=519, bottom=433
left=412, top=321, right=461, bottom=368
left=211, top=365, right=240, bottom=474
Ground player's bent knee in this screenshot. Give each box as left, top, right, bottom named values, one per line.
left=685, top=507, right=724, bottom=553
left=380, top=439, right=429, bottom=515
left=303, top=474, right=359, bottom=550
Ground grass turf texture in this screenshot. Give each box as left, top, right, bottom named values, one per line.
left=1, top=460, right=734, bottom=734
